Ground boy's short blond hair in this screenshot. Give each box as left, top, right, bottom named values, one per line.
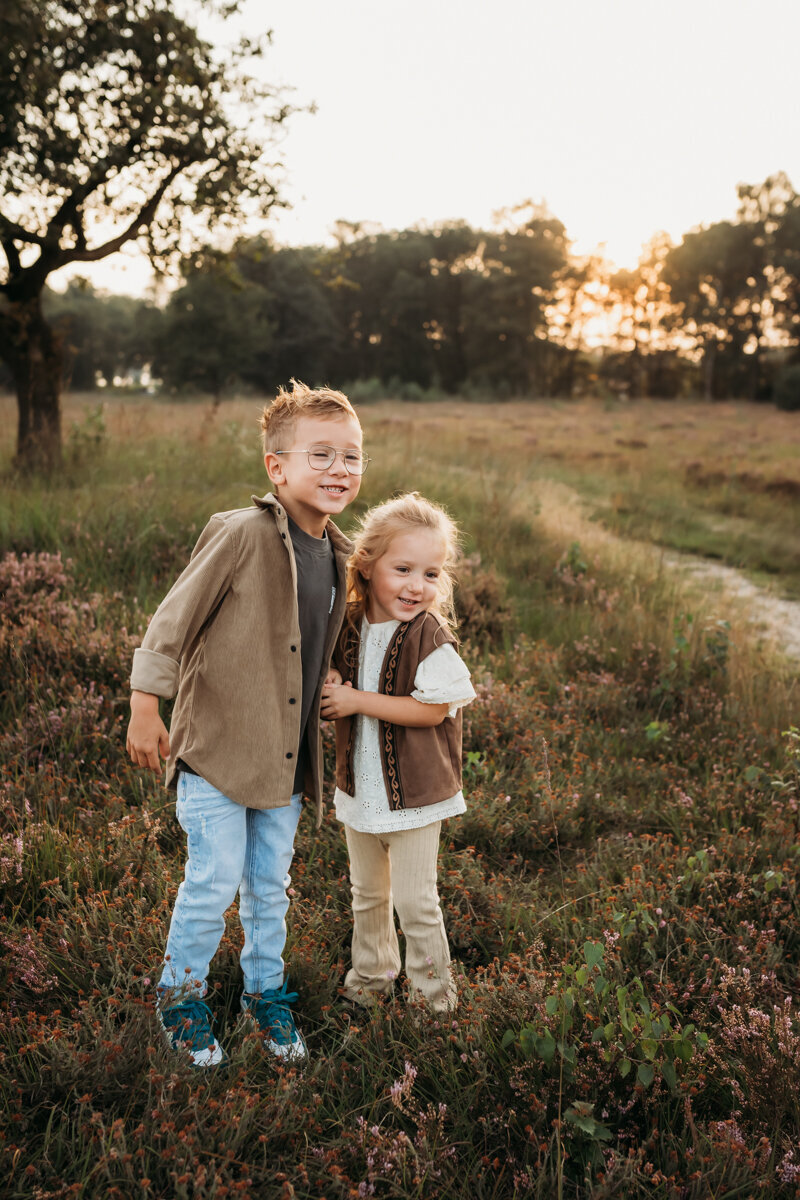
left=260, top=379, right=359, bottom=455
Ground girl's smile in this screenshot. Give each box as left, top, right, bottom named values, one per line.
left=364, top=528, right=446, bottom=624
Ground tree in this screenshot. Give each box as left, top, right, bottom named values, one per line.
left=45, top=280, right=156, bottom=389
left=314, top=210, right=569, bottom=396
left=662, top=220, right=765, bottom=399
left=155, top=250, right=272, bottom=399
left=656, top=175, right=800, bottom=401
left=0, top=0, right=292, bottom=468
left=773, top=201, right=800, bottom=356
left=737, top=173, right=800, bottom=365
left=235, top=241, right=344, bottom=391
left=544, top=253, right=606, bottom=398
left=320, top=227, right=443, bottom=387
left=459, top=205, right=569, bottom=393
left=605, top=235, right=678, bottom=398
left=155, top=238, right=345, bottom=396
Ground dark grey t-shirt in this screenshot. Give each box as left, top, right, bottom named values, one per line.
left=288, top=516, right=338, bottom=793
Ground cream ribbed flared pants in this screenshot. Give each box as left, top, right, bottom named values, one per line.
left=342, top=820, right=456, bottom=1012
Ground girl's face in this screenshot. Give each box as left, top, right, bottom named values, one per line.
left=364, top=528, right=447, bottom=624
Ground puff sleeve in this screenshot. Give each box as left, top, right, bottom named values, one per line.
left=410, top=643, right=476, bottom=718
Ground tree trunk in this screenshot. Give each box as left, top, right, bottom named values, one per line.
left=439, top=273, right=467, bottom=392
left=2, top=295, right=63, bottom=470
left=702, top=341, right=716, bottom=402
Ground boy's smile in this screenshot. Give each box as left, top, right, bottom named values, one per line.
left=265, top=414, right=364, bottom=537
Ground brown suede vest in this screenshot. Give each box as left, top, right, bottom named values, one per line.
left=334, top=611, right=464, bottom=810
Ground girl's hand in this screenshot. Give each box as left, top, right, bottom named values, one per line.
left=320, top=680, right=358, bottom=719
left=324, top=668, right=343, bottom=687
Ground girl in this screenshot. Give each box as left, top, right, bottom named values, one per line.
left=320, top=492, right=476, bottom=1012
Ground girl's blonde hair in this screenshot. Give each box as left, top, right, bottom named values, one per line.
left=347, top=492, right=461, bottom=631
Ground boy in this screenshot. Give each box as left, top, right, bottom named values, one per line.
left=126, top=380, right=366, bottom=1067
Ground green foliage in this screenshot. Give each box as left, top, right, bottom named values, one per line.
left=562, top=540, right=588, bottom=576
left=774, top=363, right=800, bottom=411
left=343, top=377, right=387, bottom=404
left=650, top=614, right=731, bottom=724
left=753, top=725, right=800, bottom=806
left=503, top=942, right=708, bottom=1103
left=150, top=217, right=571, bottom=398
left=0, top=1, right=291, bottom=272
left=0, top=0, right=295, bottom=466
left=66, top=403, right=108, bottom=468
left=44, top=281, right=156, bottom=391
left=155, top=254, right=273, bottom=398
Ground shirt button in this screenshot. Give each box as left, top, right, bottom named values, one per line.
left=281, top=532, right=287, bottom=539
left=285, top=752, right=293, bottom=759
left=289, top=697, right=296, bottom=705
left=290, top=645, right=297, bottom=652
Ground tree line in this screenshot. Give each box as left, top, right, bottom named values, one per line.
left=36, top=175, right=800, bottom=413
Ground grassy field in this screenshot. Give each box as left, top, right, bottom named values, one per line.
left=2, top=391, right=800, bottom=1198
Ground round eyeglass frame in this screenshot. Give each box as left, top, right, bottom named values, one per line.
left=273, top=445, right=370, bottom=475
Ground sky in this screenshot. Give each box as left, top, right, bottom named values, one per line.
left=73, top=0, right=800, bottom=295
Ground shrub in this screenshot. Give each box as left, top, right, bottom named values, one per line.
left=773, top=363, right=800, bottom=411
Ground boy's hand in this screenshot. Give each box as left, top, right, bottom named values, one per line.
left=127, top=690, right=171, bottom=771
left=324, top=668, right=343, bottom=687
left=320, top=680, right=357, bottom=720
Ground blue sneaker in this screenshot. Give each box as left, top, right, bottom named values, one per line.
left=241, top=982, right=307, bottom=1061
left=157, top=996, right=227, bottom=1068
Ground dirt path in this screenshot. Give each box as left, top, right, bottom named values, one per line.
left=520, top=478, right=800, bottom=663
left=663, top=554, right=800, bottom=662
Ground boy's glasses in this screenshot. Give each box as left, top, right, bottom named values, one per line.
left=274, top=445, right=371, bottom=475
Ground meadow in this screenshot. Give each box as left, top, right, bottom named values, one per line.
left=1, top=391, right=799, bottom=1199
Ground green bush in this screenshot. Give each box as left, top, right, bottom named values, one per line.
left=773, top=362, right=800, bottom=411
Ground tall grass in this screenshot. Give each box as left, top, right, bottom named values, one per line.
left=1, top=392, right=800, bottom=1197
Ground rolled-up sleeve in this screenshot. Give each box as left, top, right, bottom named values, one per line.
left=130, top=647, right=180, bottom=697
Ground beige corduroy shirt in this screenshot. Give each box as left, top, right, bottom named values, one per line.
left=130, top=492, right=351, bottom=823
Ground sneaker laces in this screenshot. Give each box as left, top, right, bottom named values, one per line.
left=246, top=981, right=299, bottom=1041
left=161, top=998, right=217, bottom=1052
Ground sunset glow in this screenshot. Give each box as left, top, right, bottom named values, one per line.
left=57, top=0, right=800, bottom=295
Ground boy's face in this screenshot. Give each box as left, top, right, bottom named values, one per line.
left=264, top=413, right=363, bottom=536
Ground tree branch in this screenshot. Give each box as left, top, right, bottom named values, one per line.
left=1, top=236, right=22, bottom=280
left=0, top=215, right=48, bottom=249
left=47, top=123, right=147, bottom=240
left=60, top=161, right=186, bottom=264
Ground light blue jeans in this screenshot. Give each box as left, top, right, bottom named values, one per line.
left=158, top=772, right=303, bottom=998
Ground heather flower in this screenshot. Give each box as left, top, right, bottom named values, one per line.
left=1, top=931, right=57, bottom=995
left=777, top=1148, right=800, bottom=1184
left=389, top=1061, right=418, bottom=1110
left=0, top=831, right=24, bottom=883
